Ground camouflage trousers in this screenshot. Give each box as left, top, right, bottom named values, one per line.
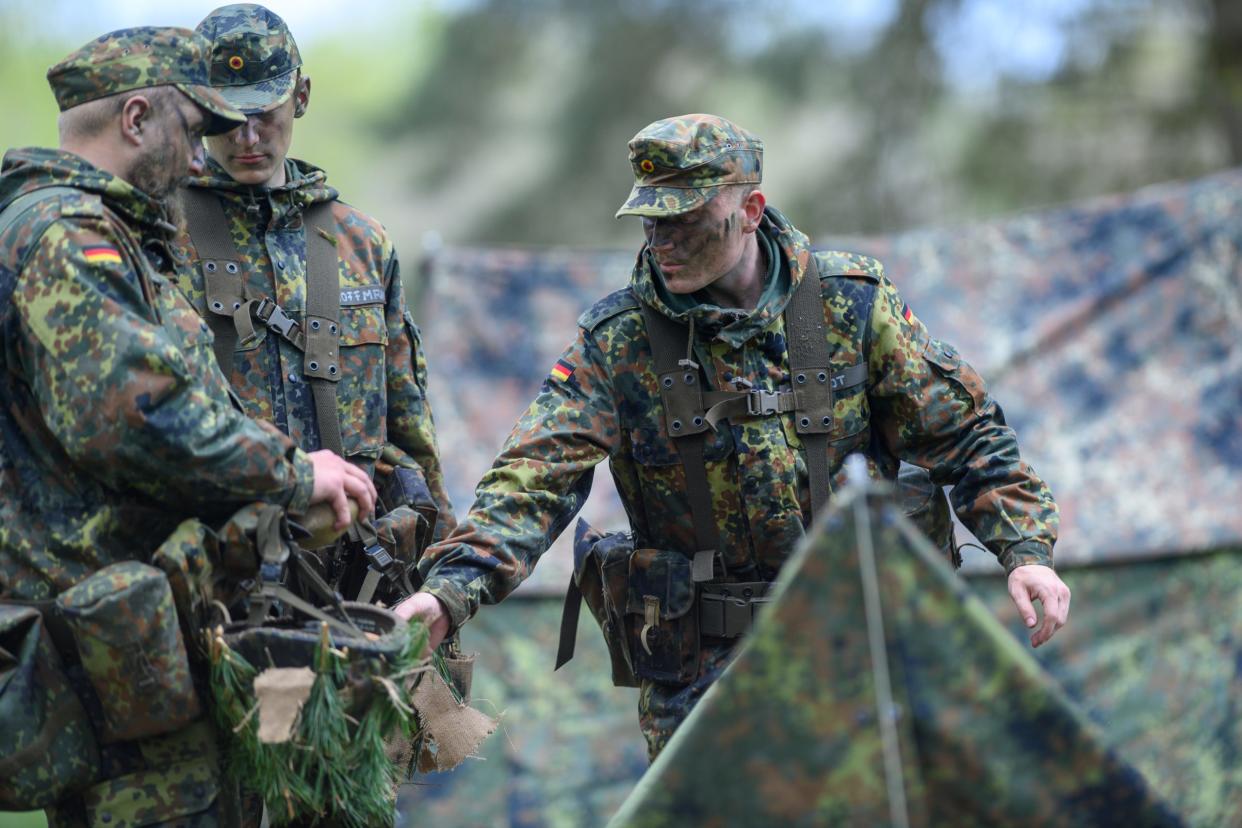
left=44, top=720, right=242, bottom=828
left=637, top=638, right=741, bottom=761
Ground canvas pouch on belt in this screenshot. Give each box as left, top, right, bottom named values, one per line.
left=0, top=602, right=100, bottom=809
left=56, top=560, right=203, bottom=744
left=559, top=519, right=639, bottom=688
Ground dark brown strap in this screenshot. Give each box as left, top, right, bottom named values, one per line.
left=302, top=203, right=344, bottom=457
left=179, top=187, right=244, bottom=372
left=701, top=387, right=796, bottom=430
left=784, top=255, right=834, bottom=519
left=638, top=301, right=719, bottom=581
left=554, top=575, right=582, bottom=670
left=300, top=205, right=384, bottom=561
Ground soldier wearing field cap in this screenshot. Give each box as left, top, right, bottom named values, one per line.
left=173, top=5, right=456, bottom=609
left=0, top=27, right=375, bottom=825
left=397, top=113, right=1071, bottom=760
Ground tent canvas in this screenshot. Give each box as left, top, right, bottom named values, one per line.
left=608, top=473, right=1184, bottom=827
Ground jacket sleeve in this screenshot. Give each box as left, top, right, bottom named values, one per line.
left=380, top=249, right=457, bottom=539
left=417, top=325, right=618, bottom=631
left=15, top=219, right=314, bottom=517
left=866, top=275, right=1058, bottom=572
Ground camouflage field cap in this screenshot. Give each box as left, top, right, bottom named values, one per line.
left=616, top=114, right=763, bottom=218
left=46, top=27, right=245, bottom=136
left=196, top=4, right=303, bottom=115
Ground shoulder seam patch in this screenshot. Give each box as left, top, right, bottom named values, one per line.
left=57, top=190, right=104, bottom=219
left=579, top=287, right=641, bottom=332
left=813, top=250, right=882, bottom=283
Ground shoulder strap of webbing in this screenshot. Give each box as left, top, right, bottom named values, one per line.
left=783, top=254, right=834, bottom=518
left=638, top=299, right=721, bottom=582
left=300, top=203, right=384, bottom=564
left=301, top=202, right=344, bottom=457
left=179, top=187, right=244, bottom=371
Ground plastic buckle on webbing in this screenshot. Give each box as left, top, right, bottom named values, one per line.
left=747, top=389, right=783, bottom=416
left=363, top=543, right=395, bottom=574
left=255, top=298, right=301, bottom=341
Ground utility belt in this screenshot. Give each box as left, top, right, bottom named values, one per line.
left=557, top=521, right=775, bottom=689
left=697, top=581, right=776, bottom=639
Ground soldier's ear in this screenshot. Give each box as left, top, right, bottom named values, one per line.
left=740, top=189, right=766, bottom=233
left=293, top=76, right=311, bottom=118
left=120, top=94, right=152, bottom=146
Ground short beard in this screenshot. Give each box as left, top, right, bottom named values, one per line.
left=129, top=141, right=186, bottom=229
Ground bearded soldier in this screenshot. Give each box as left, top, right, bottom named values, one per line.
left=0, top=27, right=374, bottom=824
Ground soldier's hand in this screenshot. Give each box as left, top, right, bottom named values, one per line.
left=307, top=450, right=376, bottom=529
left=393, top=591, right=451, bottom=650
left=1007, top=564, right=1071, bottom=648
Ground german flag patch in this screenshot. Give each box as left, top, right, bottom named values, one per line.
left=82, top=245, right=122, bottom=265
left=901, top=302, right=915, bottom=324
left=550, top=359, right=575, bottom=383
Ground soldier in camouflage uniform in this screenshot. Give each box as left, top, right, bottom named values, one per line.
left=171, top=4, right=455, bottom=549
left=398, top=113, right=1072, bottom=759
left=0, top=27, right=374, bottom=825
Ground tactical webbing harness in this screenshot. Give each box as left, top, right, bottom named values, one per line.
left=180, top=187, right=345, bottom=452
left=180, top=188, right=401, bottom=603
left=556, top=256, right=873, bottom=668
left=640, top=255, right=857, bottom=581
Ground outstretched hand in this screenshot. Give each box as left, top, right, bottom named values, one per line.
left=1007, top=564, right=1071, bottom=648
left=307, top=449, right=376, bottom=529
left=394, top=591, right=451, bottom=650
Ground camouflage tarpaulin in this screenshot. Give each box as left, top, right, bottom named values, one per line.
left=607, top=474, right=1185, bottom=827
left=836, top=168, right=1242, bottom=568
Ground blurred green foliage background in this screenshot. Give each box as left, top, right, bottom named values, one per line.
left=2, top=0, right=1240, bottom=261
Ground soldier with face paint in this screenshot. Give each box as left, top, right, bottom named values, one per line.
left=397, top=114, right=1071, bottom=760
left=172, top=5, right=456, bottom=600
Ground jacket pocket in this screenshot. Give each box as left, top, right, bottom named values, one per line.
left=923, top=338, right=986, bottom=412
left=629, top=426, right=733, bottom=549
left=0, top=603, right=100, bottom=808
left=625, top=547, right=699, bottom=685
left=830, top=377, right=871, bottom=444
left=336, top=303, right=389, bottom=459
left=56, top=561, right=202, bottom=744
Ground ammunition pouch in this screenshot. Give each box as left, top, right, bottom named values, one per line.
left=57, top=561, right=203, bottom=744
left=0, top=602, right=100, bottom=809
left=626, top=547, right=700, bottom=685
left=557, top=520, right=638, bottom=688
left=560, top=522, right=778, bottom=688
left=337, top=445, right=440, bottom=606
left=377, top=448, right=440, bottom=557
